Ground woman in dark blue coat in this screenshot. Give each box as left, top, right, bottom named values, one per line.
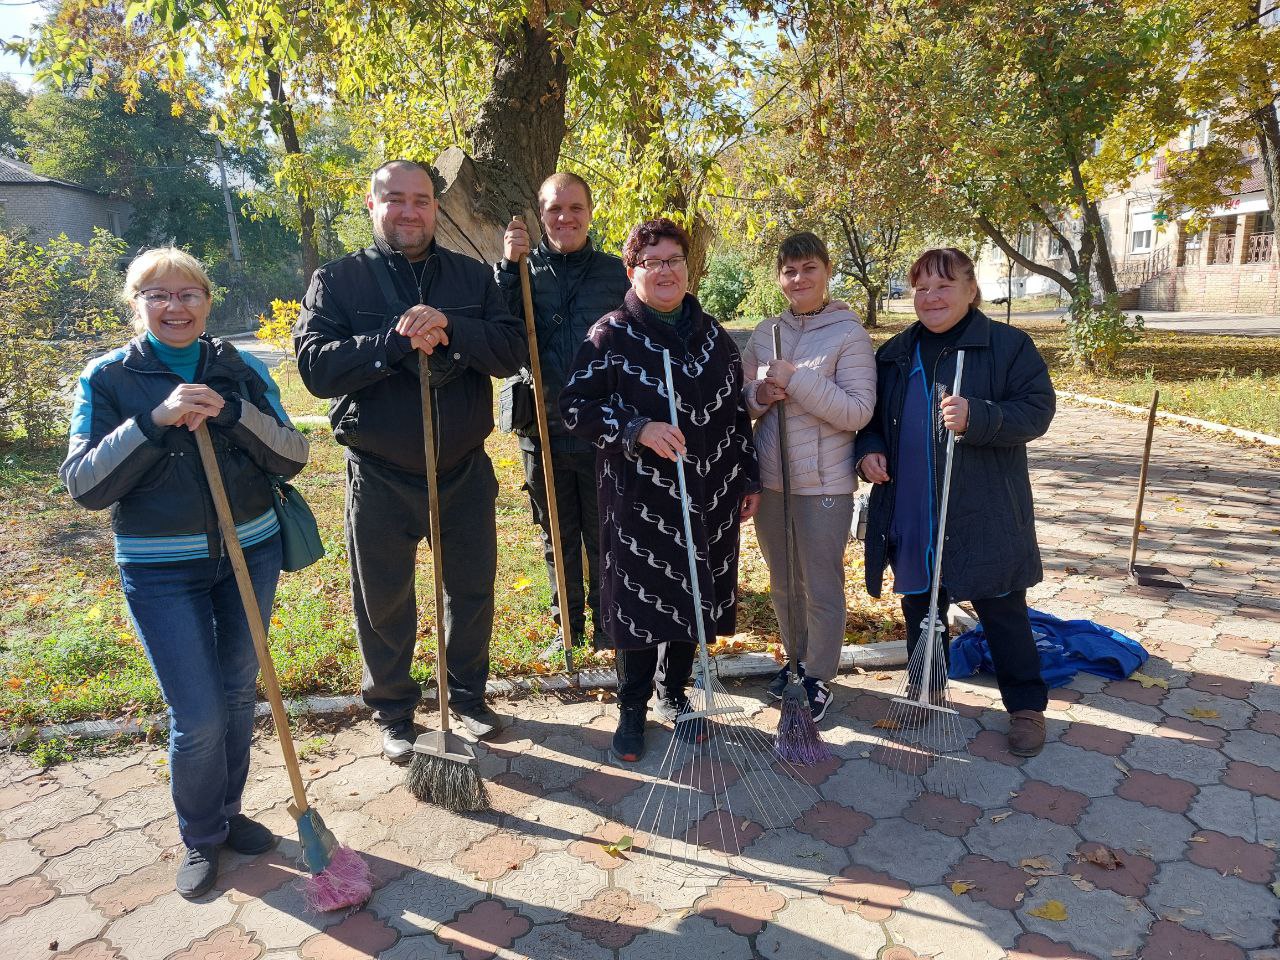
left=854, top=248, right=1055, bottom=756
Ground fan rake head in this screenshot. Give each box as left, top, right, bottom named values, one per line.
left=872, top=616, right=972, bottom=797
left=631, top=661, right=822, bottom=876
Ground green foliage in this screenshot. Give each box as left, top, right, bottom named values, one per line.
left=699, top=251, right=750, bottom=321
left=1065, top=283, right=1144, bottom=373
left=0, top=228, right=130, bottom=445
left=739, top=262, right=787, bottom=322
left=0, top=78, right=28, bottom=158
left=30, top=737, right=73, bottom=769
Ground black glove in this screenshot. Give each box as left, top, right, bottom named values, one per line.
left=209, top=391, right=244, bottom=429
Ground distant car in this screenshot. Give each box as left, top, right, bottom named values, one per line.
left=888, top=281, right=906, bottom=298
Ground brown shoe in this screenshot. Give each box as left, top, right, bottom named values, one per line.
left=1007, top=710, right=1046, bottom=757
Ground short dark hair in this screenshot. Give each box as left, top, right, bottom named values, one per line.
left=776, top=232, right=831, bottom=272
left=538, top=172, right=593, bottom=210
left=369, top=160, right=443, bottom=198
left=623, top=218, right=691, bottom=267
left=908, top=247, right=980, bottom=305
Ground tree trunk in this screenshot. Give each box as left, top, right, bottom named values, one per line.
left=1253, top=101, right=1280, bottom=255
left=466, top=17, right=569, bottom=225
left=264, top=63, right=318, bottom=279
left=863, top=285, right=880, bottom=327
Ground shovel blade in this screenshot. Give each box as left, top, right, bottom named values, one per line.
left=1128, top=563, right=1183, bottom=590
left=411, top=728, right=478, bottom=766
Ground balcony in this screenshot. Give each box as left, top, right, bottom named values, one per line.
left=1246, top=233, right=1275, bottom=264
left=1210, top=235, right=1235, bottom=265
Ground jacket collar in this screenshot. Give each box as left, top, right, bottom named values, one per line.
left=538, top=236, right=595, bottom=267
left=881, top=306, right=992, bottom=361
left=779, top=299, right=860, bottom=333
left=619, top=288, right=708, bottom=343
left=123, top=334, right=251, bottom=383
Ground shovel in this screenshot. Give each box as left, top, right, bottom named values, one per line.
left=1127, top=391, right=1183, bottom=590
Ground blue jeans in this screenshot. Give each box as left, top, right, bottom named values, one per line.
left=119, top=535, right=281, bottom=848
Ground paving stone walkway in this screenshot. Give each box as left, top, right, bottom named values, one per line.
left=3, top=400, right=1279, bottom=960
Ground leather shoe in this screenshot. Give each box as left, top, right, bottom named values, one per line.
left=381, top=719, right=419, bottom=764
left=1007, top=710, right=1046, bottom=757
left=176, top=845, right=219, bottom=898
left=225, top=814, right=276, bottom=855
left=452, top=704, right=508, bottom=740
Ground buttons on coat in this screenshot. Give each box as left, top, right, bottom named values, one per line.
left=374, top=360, right=383, bottom=369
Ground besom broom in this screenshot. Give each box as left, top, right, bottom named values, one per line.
left=404, top=350, right=489, bottom=811
left=193, top=425, right=373, bottom=912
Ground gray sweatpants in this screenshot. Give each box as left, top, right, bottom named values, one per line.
left=754, top=489, right=854, bottom=681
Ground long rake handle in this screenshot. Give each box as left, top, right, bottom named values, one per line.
left=913, top=350, right=966, bottom=709
left=516, top=229, right=574, bottom=670
left=194, top=425, right=309, bottom=813
left=419, top=357, right=453, bottom=735
left=1127, top=390, right=1159, bottom=572
left=662, top=350, right=713, bottom=686
left=771, top=324, right=804, bottom=664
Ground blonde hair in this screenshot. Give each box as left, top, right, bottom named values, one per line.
left=123, top=248, right=212, bottom=333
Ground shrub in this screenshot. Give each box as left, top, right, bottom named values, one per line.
left=1065, top=281, right=1143, bottom=372
left=0, top=228, right=129, bottom=445
left=699, top=251, right=750, bottom=322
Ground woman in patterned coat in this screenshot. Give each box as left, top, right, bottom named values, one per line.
left=560, top=218, right=760, bottom=762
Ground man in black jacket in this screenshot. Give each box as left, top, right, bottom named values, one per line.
left=496, top=173, right=629, bottom=651
left=295, top=160, right=526, bottom=761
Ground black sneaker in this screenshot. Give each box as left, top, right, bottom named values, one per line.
left=803, top=677, right=833, bottom=723
left=655, top=694, right=691, bottom=723
left=175, top=845, right=219, bottom=898
left=452, top=703, right=509, bottom=740
left=611, top=703, right=647, bottom=762
left=768, top=661, right=804, bottom=701
left=380, top=719, right=419, bottom=764
left=225, top=814, right=276, bottom=856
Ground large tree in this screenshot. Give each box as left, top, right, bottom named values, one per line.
left=787, top=0, right=1177, bottom=312
left=28, top=0, right=776, bottom=279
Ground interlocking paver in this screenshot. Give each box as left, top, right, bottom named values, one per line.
left=0, top=839, right=42, bottom=886
left=0, top=895, right=105, bottom=959
left=490, top=849, right=608, bottom=923
left=366, top=858, right=484, bottom=936
left=1019, top=875, right=1148, bottom=958
left=298, top=912, right=397, bottom=960
left=851, top=818, right=966, bottom=887
left=886, top=887, right=1022, bottom=960
left=509, top=923, right=613, bottom=960
left=43, top=830, right=163, bottom=895
left=757, top=893, right=886, bottom=960
left=1147, top=860, right=1278, bottom=947
left=167, top=925, right=263, bottom=960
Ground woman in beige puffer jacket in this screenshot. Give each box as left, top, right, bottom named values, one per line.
left=742, top=232, right=877, bottom=721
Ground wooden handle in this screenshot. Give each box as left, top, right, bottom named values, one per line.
left=418, top=360, right=452, bottom=731
left=1128, top=390, right=1159, bottom=570
left=515, top=221, right=575, bottom=669
left=194, top=425, right=308, bottom=812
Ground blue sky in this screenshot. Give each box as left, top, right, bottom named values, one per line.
left=1, top=0, right=44, bottom=89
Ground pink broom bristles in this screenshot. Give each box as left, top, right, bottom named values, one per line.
left=302, top=844, right=375, bottom=912
left=775, top=694, right=833, bottom=765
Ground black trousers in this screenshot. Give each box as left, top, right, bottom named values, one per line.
left=521, top=446, right=602, bottom=642
left=615, top=643, right=697, bottom=708
left=901, top=588, right=1048, bottom=714
left=345, top=450, right=498, bottom=726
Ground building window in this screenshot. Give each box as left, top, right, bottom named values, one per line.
left=110, top=212, right=123, bottom=238
left=1185, top=117, right=1211, bottom=150
left=1048, top=223, right=1069, bottom=258
left=1017, top=229, right=1034, bottom=258
left=1130, top=209, right=1153, bottom=254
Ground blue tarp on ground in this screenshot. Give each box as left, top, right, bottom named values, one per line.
left=948, top=608, right=1150, bottom=688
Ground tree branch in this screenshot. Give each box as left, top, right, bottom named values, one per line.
left=974, top=213, right=1073, bottom=294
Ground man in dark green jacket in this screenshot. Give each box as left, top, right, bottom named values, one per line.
left=496, top=173, right=629, bottom=651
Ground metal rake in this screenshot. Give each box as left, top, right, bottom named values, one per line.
left=630, top=350, right=821, bottom=875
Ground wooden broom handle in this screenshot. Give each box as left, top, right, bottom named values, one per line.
left=419, top=360, right=453, bottom=734
left=194, top=425, right=309, bottom=813
left=515, top=217, right=575, bottom=669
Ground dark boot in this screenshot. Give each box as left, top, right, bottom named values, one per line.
left=611, top=703, right=648, bottom=762
left=1008, top=710, right=1046, bottom=757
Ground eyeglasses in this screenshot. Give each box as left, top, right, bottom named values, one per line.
left=636, top=255, right=687, bottom=273
left=137, top=288, right=208, bottom=308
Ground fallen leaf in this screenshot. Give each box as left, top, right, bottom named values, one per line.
left=1129, top=671, right=1169, bottom=690
left=872, top=718, right=901, bottom=730
left=1081, top=846, right=1124, bottom=870
left=602, top=835, right=634, bottom=858
left=1270, top=880, right=1280, bottom=897
left=950, top=881, right=975, bottom=896
left=1072, top=878, right=1096, bottom=892
left=1209, top=558, right=1225, bottom=568
left=512, top=577, right=532, bottom=592
left=1020, top=856, right=1057, bottom=874
left=875, top=673, right=893, bottom=681
left=1114, top=759, right=1131, bottom=776
left=1186, top=707, right=1220, bottom=719
left=990, top=811, right=1013, bottom=823
left=1027, top=899, right=1068, bottom=921
left=1187, top=836, right=1208, bottom=843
